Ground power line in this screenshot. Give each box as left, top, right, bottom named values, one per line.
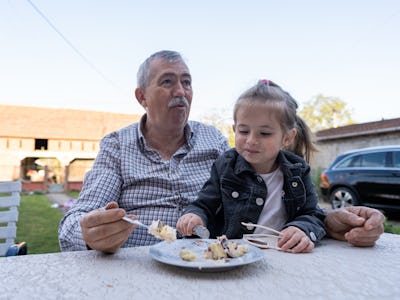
left=25, top=0, right=123, bottom=91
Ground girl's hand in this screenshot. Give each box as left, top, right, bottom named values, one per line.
left=176, top=213, right=204, bottom=236
left=278, top=226, right=314, bottom=253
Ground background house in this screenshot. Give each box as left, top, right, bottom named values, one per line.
left=0, top=105, right=141, bottom=192
left=312, top=117, right=400, bottom=172
left=2, top=104, right=398, bottom=192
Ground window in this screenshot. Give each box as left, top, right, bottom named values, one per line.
left=336, top=151, right=387, bottom=169
left=336, top=155, right=361, bottom=168
left=35, top=139, right=48, bottom=150
left=394, top=151, right=400, bottom=168
left=360, top=152, right=386, bottom=168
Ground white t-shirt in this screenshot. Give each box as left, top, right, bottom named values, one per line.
left=254, top=167, right=288, bottom=233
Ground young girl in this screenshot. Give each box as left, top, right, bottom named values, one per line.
left=176, top=80, right=326, bottom=253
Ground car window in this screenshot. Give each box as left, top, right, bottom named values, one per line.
left=394, top=151, right=400, bottom=168
left=336, top=155, right=361, bottom=168
left=360, top=152, right=386, bottom=167
left=335, top=152, right=388, bottom=169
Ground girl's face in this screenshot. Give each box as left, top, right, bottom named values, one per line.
left=233, top=101, right=296, bottom=174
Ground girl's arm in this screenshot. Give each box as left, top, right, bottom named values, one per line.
left=182, top=162, right=223, bottom=228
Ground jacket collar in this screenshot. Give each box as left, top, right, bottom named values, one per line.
left=233, top=152, right=255, bottom=175
left=232, top=149, right=306, bottom=176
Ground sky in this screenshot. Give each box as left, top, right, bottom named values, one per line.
left=1, top=0, right=400, bottom=124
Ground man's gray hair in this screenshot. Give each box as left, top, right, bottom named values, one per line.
left=137, top=50, right=185, bottom=89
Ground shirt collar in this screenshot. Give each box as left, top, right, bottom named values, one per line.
left=184, top=121, right=194, bottom=149
left=137, top=114, right=194, bottom=150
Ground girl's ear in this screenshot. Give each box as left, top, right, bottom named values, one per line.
left=283, top=128, right=297, bottom=148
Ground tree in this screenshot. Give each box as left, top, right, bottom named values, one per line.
left=299, top=94, right=355, bottom=131
left=198, top=110, right=235, bottom=147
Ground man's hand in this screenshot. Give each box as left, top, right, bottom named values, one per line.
left=80, top=202, right=135, bottom=253
left=324, top=206, right=385, bottom=247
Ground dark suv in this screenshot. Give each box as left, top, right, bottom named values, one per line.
left=320, top=145, right=400, bottom=213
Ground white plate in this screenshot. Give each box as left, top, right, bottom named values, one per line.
left=149, top=239, right=265, bottom=272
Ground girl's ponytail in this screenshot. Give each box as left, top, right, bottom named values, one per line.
left=289, top=115, right=318, bottom=162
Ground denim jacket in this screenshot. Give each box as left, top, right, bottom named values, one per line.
left=184, top=148, right=326, bottom=243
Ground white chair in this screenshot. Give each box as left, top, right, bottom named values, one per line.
left=0, top=181, right=26, bottom=256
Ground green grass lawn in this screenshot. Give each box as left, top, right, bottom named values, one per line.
left=384, top=221, right=400, bottom=234
left=16, top=194, right=64, bottom=254
left=67, top=190, right=80, bottom=199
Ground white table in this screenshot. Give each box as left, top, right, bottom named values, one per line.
left=1, top=233, right=399, bottom=300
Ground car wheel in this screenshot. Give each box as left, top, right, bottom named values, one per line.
left=329, top=187, right=358, bottom=209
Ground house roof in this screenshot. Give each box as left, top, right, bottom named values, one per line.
left=316, top=117, right=400, bottom=141
left=0, top=105, right=142, bottom=140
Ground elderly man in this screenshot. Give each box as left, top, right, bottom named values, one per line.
left=59, top=50, right=384, bottom=253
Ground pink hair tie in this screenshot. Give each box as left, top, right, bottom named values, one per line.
left=259, top=79, right=270, bottom=85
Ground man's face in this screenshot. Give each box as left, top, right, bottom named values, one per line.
left=136, top=58, right=193, bottom=131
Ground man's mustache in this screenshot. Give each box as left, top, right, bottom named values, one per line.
left=168, top=97, right=189, bottom=108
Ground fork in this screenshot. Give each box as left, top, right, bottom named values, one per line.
left=243, top=234, right=281, bottom=250
left=241, top=222, right=282, bottom=236
left=241, top=222, right=284, bottom=250
left=99, top=206, right=150, bottom=229
left=122, top=217, right=210, bottom=238
left=122, top=216, right=149, bottom=229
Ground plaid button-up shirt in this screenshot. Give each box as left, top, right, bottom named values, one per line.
left=59, top=116, right=230, bottom=251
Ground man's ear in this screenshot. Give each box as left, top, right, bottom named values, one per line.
left=135, top=88, right=146, bottom=108
left=232, top=124, right=236, bottom=133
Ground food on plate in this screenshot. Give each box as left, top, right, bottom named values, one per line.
left=179, top=249, right=196, bottom=261
left=177, top=236, right=249, bottom=262
left=204, top=242, right=226, bottom=260
left=204, top=235, right=248, bottom=260
left=148, top=220, right=176, bottom=243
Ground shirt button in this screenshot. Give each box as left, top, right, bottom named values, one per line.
left=257, top=176, right=263, bottom=183
left=231, top=191, right=239, bottom=198
left=256, top=198, right=264, bottom=206
left=310, top=232, right=317, bottom=242
left=246, top=225, right=254, bottom=231
left=292, top=182, right=298, bottom=188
